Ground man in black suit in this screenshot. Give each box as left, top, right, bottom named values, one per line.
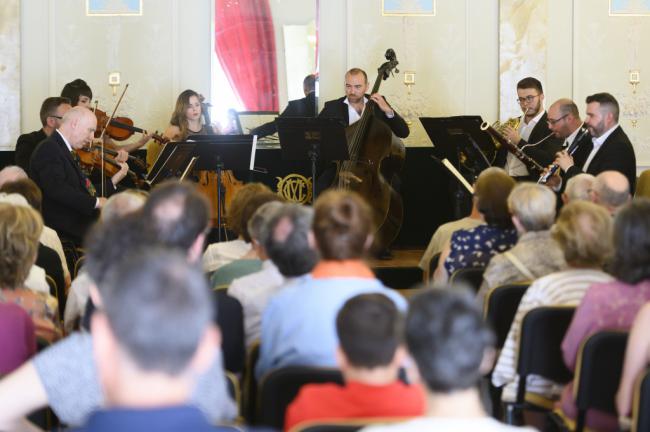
left=29, top=106, right=129, bottom=245
left=251, top=74, right=318, bottom=138
left=500, top=77, right=563, bottom=180
left=554, top=92, right=637, bottom=193
left=15, top=97, right=72, bottom=172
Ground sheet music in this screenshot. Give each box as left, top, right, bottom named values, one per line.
left=250, top=135, right=258, bottom=171
left=442, top=158, right=474, bottom=194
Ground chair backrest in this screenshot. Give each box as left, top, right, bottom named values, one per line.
left=0, top=303, right=37, bottom=374
left=243, top=341, right=261, bottom=423
left=515, top=306, right=575, bottom=403
left=428, top=252, right=441, bottom=281
left=257, top=366, right=344, bottom=429
left=449, top=267, right=484, bottom=293
left=573, top=331, right=628, bottom=429
left=483, top=283, right=529, bottom=349
left=74, top=255, right=86, bottom=279
left=632, top=368, right=650, bottom=432
left=213, top=290, right=245, bottom=374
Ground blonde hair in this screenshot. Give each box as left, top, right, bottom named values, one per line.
left=227, top=183, right=272, bottom=236
left=0, top=203, right=43, bottom=289
left=551, top=200, right=612, bottom=267
left=508, top=182, right=556, bottom=231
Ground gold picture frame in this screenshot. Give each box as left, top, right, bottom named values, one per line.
left=609, top=0, right=650, bottom=16
left=382, top=0, right=436, bottom=17
left=86, top=0, right=143, bottom=17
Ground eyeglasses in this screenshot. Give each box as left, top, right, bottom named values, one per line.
left=49, top=115, right=63, bottom=120
left=516, top=94, right=540, bottom=104
left=547, top=114, right=568, bottom=126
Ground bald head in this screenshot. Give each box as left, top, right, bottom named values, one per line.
left=593, top=171, right=631, bottom=214
left=58, top=106, right=97, bottom=150
left=0, top=166, right=28, bottom=188
left=548, top=98, right=582, bottom=139
left=101, top=191, right=148, bottom=223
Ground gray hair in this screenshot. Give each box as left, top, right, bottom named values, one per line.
left=594, top=171, right=630, bottom=211
left=246, top=201, right=284, bottom=244
left=0, top=166, right=27, bottom=188
left=101, top=190, right=148, bottom=223
left=507, top=182, right=556, bottom=231
left=565, top=174, right=595, bottom=203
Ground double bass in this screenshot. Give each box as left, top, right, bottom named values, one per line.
left=335, top=49, right=406, bottom=251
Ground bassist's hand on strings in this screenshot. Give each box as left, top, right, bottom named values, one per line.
left=370, top=93, right=395, bottom=117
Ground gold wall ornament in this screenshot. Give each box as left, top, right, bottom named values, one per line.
left=275, top=174, right=313, bottom=204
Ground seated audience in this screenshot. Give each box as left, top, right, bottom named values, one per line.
left=562, top=173, right=596, bottom=204
left=229, top=202, right=318, bottom=348
left=210, top=194, right=284, bottom=289
left=363, top=289, right=533, bottom=432
left=559, top=198, right=650, bottom=431
left=256, top=190, right=406, bottom=379
left=478, top=183, right=566, bottom=306
left=492, top=200, right=613, bottom=403
left=0, top=182, right=236, bottom=431
left=419, top=194, right=484, bottom=276
left=203, top=182, right=272, bottom=272
left=285, top=293, right=426, bottom=431
left=434, top=167, right=517, bottom=283
left=592, top=170, right=630, bottom=215
left=0, top=165, right=28, bottom=188
left=616, top=302, right=650, bottom=421
left=77, top=249, right=235, bottom=432
left=0, top=203, right=61, bottom=343
left=0, top=303, right=37, bottom=375
left=63, top=190, right=147, bottom=332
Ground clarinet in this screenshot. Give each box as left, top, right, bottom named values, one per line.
left=538, top=125, right=589, bottom=184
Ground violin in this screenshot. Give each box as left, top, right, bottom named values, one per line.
left=75, top=145, right=146, bottom=186
left=93, top=107, right=136, bottom=141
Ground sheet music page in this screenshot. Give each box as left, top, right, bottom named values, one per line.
left=249, top=135, right=258, bottom=170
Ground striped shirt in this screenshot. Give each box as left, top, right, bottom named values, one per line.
left=492, top=268, right=613, bottom=402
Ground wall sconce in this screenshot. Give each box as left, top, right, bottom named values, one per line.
left=108, top=71, right=121, bottom=96
left=403, top=71, right=415, bottom=95
left=630, top=70, right=640, bottom=94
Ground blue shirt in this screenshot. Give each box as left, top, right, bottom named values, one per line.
left=444, top=224, right=518, bottom=275
left=255, top=275, right=406, bottom=379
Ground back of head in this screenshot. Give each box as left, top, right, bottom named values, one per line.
left=0, top=178, right=43, bottom=213
left=508, top=182, right=556, bottom=231
left=406, top=288, right=494, bottom=393
left=264, top=203, right=318, bottom=277
left=0, top=166, right=27, bottom=188
left=336, top=293, right=403, bottom=369
left=565, top=174, right=596, bottom=203
left=610, top=198, right=650, bottom=284
left=61, top=79, right=92, bottom=106
left=313, top=190, right=373, bottom=260
left=0, top=203, right=43, bottom=289
left=227, top=183, right=272, bottom=237
left=240, top=192, right=284, bottom=243
left=39, top=96, right=71, bottom=126
left=99, top=248, right=213, bottom=375
left=586, top=92, right=620, bottom=122
left=551, top=200, right=612, bottom=268
left=303, top=74, right=317, bottom=94
left=517, top=77, right=543, bottom=93
left=142, top=181, right=209, bottom=251
left=247, top=201, right=284, bottom=246
left=101, top=190, right=148, bottom=223
left=593, top=171, right=630, bottom=211
left=474, top=167, right=516, bottom=228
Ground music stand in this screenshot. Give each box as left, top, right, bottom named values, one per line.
left=146, top=142, right=197, bottom=186
left=188, top=135, right=256, bottom=241
left=276, top=117, right=349, bottom=202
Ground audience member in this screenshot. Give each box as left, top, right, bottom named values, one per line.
left=478, top=183, right=566, bottom=306
left=0, top=165, right=28, bottom=188
left=435, top=167, right=517, bottom=283
left=562, top=173, right=596, bottom=204
left=492, top=200, right=613, bottom=403
left=559, top=198, right=650, bottom=431
left=202, top=182, right=272, bottom=272
left=286, top=293, right=425, bottom=431
left=592, top=170, right=630, bottom=215
left=256, top=190, right=406, bottom=379
left=363, top=289, right=534, bottom=432
left=77, top=249, right=235, bottom=432
left=0, top=203, right=61, bottom=343
left=228, top=202, right=317, bottom=348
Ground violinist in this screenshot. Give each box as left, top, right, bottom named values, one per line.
left=15, top=97, right=71, bottom=172
left=29, top=106, right=129, bottom=246
left=147, top=89, right=219, bottom=167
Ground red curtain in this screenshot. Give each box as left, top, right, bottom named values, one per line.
left=214, top=0, right=279, bottom=111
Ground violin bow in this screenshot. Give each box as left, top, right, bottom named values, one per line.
left=97, top=83, right=129, bottom=197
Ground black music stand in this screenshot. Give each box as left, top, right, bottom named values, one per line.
left=276, top=117, right=348, bottom=202
left=146, top=142, right=197, bottom=186
left=188, top=135, right=255, bottom=242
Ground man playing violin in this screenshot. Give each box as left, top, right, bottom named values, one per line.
left=29, top=106, right=129, bottom=245
left=15, top=97, right=72, bottom=172
left=500, top=77, right=562, bottom=180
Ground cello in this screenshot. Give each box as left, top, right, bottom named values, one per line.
left=335, top=49, right=406, bottom=251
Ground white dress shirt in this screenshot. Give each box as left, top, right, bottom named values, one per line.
left=505, top=109, right=545, bottom=177
left=582, top=124, right=619, bottom=172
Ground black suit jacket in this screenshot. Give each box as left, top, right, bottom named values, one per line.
left=496, top=112, right=563, bottom=170
left=251, top=92, right=318, bottom=138
left=318, top=95, right=410, bottom=139
left=565, top=125, right=637, bottom=193
left=29, top=131, right=108, bottom=244
left=15, top=129, right=47, bottom=172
